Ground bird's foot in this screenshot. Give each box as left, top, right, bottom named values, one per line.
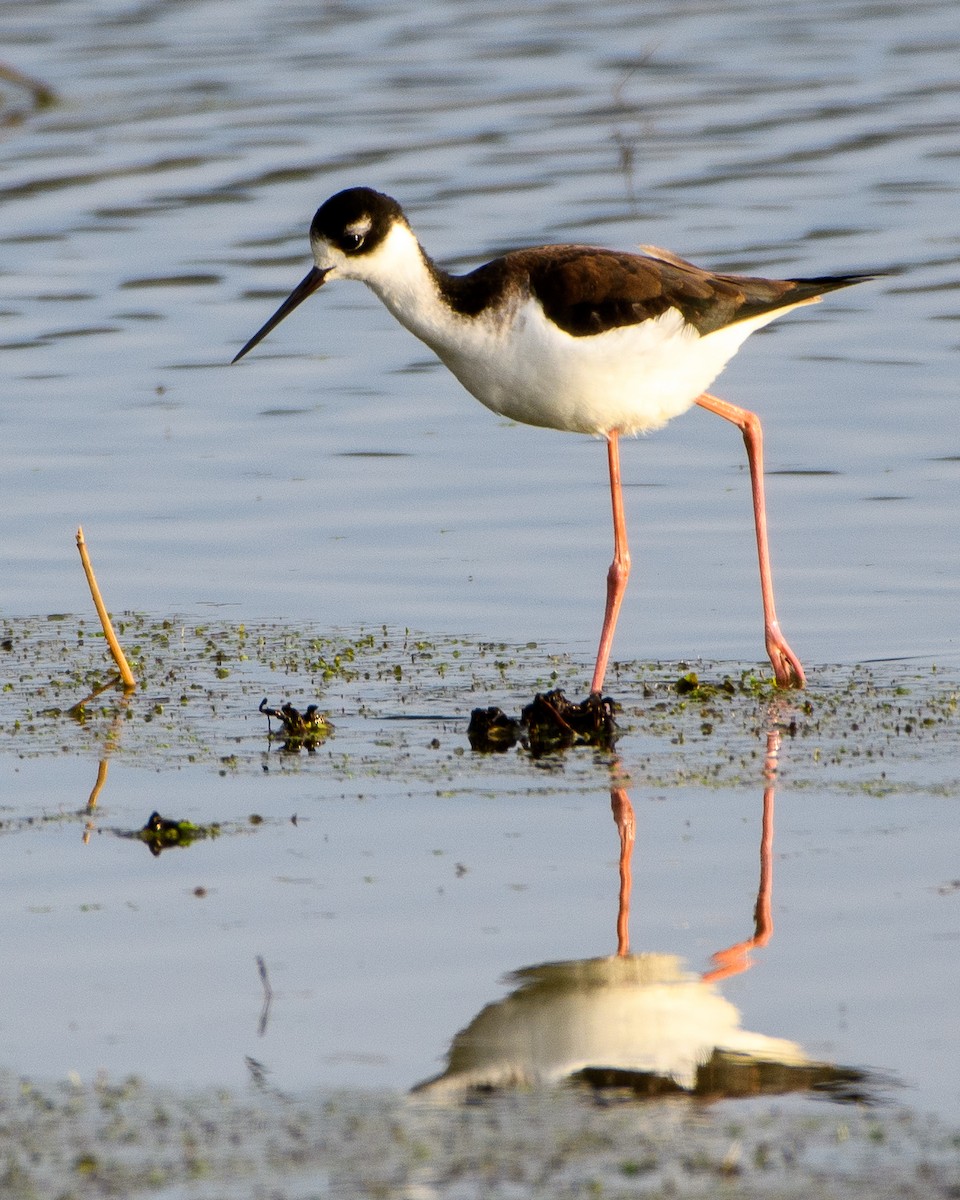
left=767, top=634, right=806, bottom=689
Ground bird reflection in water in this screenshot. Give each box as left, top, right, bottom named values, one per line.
left=414, top=730, right=871, bottom=1102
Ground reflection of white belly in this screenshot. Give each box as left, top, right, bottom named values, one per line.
left=426, top=300, right=778, bottom=437
left=415, top=954, right=809, bottom=1096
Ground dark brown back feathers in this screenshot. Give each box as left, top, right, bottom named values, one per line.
left=437, top=244, right=872, bottom=337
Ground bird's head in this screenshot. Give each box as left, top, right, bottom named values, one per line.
left=231, top=187, right=411, bottom=363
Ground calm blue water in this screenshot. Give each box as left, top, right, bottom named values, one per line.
left=3, top=736, right=958, bottom=1114
left=0, top=0, right=958, bottom=1126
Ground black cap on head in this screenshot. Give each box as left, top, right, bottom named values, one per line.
left=310, top=187, right=405, bottom=255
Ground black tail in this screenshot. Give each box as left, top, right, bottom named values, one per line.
left=786, top=272, right=882, bottom=302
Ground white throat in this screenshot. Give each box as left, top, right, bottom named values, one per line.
left=338, top=222, right=453, bottom=347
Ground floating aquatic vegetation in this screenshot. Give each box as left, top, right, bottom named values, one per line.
left=259, top=697, right=333, bottom=752
left=0, top=613, right=955, bottom=794
left=129, top=811, right=221, bottom=857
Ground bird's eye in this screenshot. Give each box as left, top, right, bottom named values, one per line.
left=342, top=232, right=364, bottom=251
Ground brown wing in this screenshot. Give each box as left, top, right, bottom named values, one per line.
left=439, top=244, right=872, bottom=338
left=524, top=247, right=871, bottom=337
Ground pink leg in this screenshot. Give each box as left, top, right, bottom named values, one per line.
left=591, top=431, right=631, bottom=695
left=695, top=392, right=805, bottom=688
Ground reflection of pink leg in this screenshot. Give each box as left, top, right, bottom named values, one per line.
left=703, top=731, right=778, bottom=983
left=591, top=432, right=632, bottom=695
left=752, top=778, right=774, bottom=946
left=695, top=392, right=805, bottom=688
left=611, top=786, right=636, bottom=957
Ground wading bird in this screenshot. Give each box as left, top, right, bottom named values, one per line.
left=234, top=188, right=871, bottom=692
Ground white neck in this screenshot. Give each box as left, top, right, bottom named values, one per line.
left=351, top=222, right=458, bottom=350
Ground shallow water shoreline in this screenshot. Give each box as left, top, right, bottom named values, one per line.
left=3, top=1070, right=959, bottom=1199
left=2, top=619, right=959, bottom=1117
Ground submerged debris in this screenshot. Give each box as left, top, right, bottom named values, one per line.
left=466, top=706, right=523, bottom=752
left=259, top=697, right=333, bottom=751
left=132, top=811, right=221, bottom=857
left=469, top=689, right=618, bottom=755
left=0, top=62, right=57, bottom=113
left=522, top=689, right=618, bottom=755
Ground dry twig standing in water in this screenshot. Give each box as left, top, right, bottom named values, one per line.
left=75, top=526, right=136, bottom=691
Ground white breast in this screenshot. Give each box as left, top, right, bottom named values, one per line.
left=426, top=298, right=782, bottom=437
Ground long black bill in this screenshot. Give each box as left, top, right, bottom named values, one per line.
left=231, top=266, right=330, bottom=363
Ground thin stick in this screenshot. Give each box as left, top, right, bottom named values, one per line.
left=75, top=526, right=136, bottom=691
left=86, top=759, right=109, bottom=809
left=256, top=954, right=273, bottom=1037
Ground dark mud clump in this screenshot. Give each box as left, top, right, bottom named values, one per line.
left=469, top=689, right=617, bottom=755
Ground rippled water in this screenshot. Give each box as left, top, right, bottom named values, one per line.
left=1, top=0, right=957, bottom=666
left=1, top=0, right=959, bottom=1135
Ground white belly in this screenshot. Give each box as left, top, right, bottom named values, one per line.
left=423, top=298, right=775, bottom=436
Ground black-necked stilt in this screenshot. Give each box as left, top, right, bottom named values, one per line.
left=233, top=187, right=873, bottom=692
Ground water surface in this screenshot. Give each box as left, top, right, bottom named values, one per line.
left=0, top=0, right=958, bottom=1146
